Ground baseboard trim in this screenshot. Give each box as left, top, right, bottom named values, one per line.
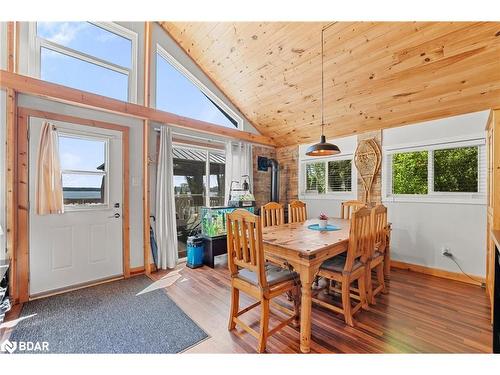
left=390, top=260, right=485, bottom=286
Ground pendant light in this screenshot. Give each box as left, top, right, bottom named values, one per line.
left=306, top=25, right=340, bottom=157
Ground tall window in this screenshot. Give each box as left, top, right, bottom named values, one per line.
left=388, top=142, right=484, bottom=200
left=34, top=22, right=137, bottom=102
left=303, top=157, right=353, bottom=195
left=156, top=46, right=240, bottom=128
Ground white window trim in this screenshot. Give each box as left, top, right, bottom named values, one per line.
left=299, top=154, right=357, bottom=201
left=156, top=44, right=243, bottom=129
left=28, top=22, right=138, bottom=103
left=382, top=136, right=486, bottom=205
left=58, top=131, right=111, bottom=211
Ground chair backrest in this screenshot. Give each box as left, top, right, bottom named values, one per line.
left=288, top=200, right=307, bottom=224
left=226, top=209, right=268, bottom=288
left=371, top=204, right=388, bottom=257
left=261, top=202, right=285, bottom=228
left=345, top=207, right=372, bottom=272
left=341, top=200, right=366, bottom=219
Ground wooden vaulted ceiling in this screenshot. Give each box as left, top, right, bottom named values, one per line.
left=160, top=22, right=500, bottom=147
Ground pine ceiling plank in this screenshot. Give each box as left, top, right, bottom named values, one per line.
left=161, top=21, right=500, bottom=146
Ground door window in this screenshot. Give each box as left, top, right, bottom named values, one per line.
left=58, top=134, right=109, bottom=208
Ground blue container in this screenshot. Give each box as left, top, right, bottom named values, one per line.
left=186, top=236, right=204, bottom=269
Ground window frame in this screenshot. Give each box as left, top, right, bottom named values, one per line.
left=29, top=22, right=138, bottom=103
left=155, top=44, right=243, bottom=129
left=58, top=130, right=111, bottom=211
left=382, top=136, right=486, bottom=204
left=299, top=154, right=357, bottom=200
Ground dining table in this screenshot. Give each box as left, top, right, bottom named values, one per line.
left=261, top=217, right=350, bottom=353
left=261, top=217, right=392, bottom=353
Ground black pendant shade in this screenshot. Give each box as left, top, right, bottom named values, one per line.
left=305, top=135, right=340, bottom=156
left=306, top=25, right=341, bottom=157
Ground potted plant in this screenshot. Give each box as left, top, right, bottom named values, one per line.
left=318, top=213, right=328, bottom=229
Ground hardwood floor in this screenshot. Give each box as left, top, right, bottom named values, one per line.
left=2, top=260, right=491, bottom=353
left=151, top=260, right=492, bottom=353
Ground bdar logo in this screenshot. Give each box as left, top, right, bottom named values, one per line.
left=0, top=339, right=17, bottom=354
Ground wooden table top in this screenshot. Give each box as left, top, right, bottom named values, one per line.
left=262, top=218, right=350, bottom=255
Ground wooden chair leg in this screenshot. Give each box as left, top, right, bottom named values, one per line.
left=258, top=299, right=270, bottom=353
left=228, top=287, right=239, bottom=331
left=292, top=285, right=301, bottom=327
left=358, top=272, right=368, bottom=309
left=366, top=264, right=374, bottom=305
left=376, top=262, right=387, bottom=294
left=341, top=276, right=354, bottom=327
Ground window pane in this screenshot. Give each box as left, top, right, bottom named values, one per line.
left=59, top=136, right=106, bottom=172
left=156, top=53, right=237, bottom=128
left=328, top=160, right=352, bottom=192
left=209, top=153, right=225, bottom=207
left=434, top=146, right=478, bottom=192
left=392, top=151, right=428, bottom=194
left=306, top=162, right=326, bottom=193
left=62, top=173, right=105, bottom=205
left=41, top=48, right=128, bottom=101
left=37, top=22, right=132, bottom=68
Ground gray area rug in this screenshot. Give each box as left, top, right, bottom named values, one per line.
left=10, top=276, right=208, bottom=353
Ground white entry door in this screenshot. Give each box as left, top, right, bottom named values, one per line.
left=29, top=117, right=124, bottom=297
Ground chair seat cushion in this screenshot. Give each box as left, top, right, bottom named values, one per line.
left=237, top=263, right=298, bottom=286
left=320, top=255, right=363, bottom=273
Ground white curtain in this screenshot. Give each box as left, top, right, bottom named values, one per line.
left=155, top=126, right=178, bottom=269
left=224, top=141, right=253, bottom=204
left=35, top=121, right=64, bottom=215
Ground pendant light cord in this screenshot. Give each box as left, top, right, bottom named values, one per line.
left=320, top=26, right=324, bottom=136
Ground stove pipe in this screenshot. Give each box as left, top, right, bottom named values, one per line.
left=268, top=158, right=279, bottom=203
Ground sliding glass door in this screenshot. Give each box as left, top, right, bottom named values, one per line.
left=172, top=145, right=225, bottom=259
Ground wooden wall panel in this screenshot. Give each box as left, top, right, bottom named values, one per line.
left=161, top=22, right=500, bottom=147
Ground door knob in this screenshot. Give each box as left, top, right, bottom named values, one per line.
left=108, top=213, right=120, bottom=219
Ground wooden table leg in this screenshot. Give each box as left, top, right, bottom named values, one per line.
left=299, top=279, right=313, bottom=353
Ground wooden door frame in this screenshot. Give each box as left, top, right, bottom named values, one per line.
left=14, top=107, right=131, bottom=302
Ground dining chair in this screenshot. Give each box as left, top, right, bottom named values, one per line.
left=313, top=207, right=371, bottom=327
left=226, top=209, right=300, bottom=353
left=261, top=201, right=285, bottom=228
left=366, top=204, right=389, bottom=304
left=340, top=200, right=366, bottom=219
left=288, top=200, right=307, bottom=224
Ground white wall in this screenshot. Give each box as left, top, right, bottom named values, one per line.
left=383, top=111, right=489, bottom=277
left=297, top=111, right=489, bottom=277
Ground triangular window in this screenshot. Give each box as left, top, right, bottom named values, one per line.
left=156, top=48, right=239, bottom=128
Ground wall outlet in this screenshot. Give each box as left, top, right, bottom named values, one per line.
left=442, top=247, right=452, bottom=257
